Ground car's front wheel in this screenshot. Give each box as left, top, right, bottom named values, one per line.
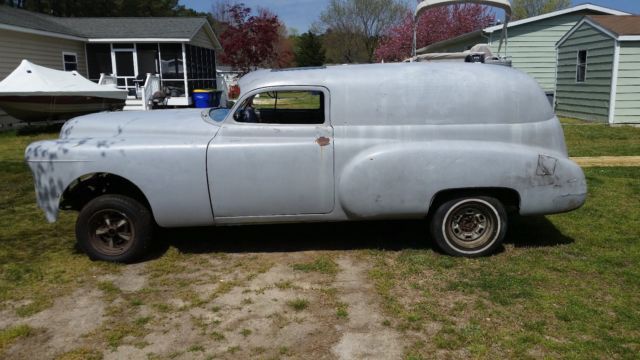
left=76, top=194, right=152, bottom=263
left=430, top=196, right=507, bottom=257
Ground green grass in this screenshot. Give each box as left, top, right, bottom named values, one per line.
left=0, top=324, right=32, bottom=352
left=1, top=121, right=639, bottom=358
left=188, top=344, right=204, bottom=352
left=55, top=347, right=103, bottom=360
left=274, top=280, right=296, bottom=290
left=370, top=167, right=640, bottom=359
left=278, top=346, right=292, bottom=356
left=286, top=298, right=309, bottom=311
left=102, top=317, right=151, bottom=349
left=561, top=117, right=640, bottom=157
left=253, top=91, right=320, bottom=110
left=0, top=131, right=121, bottom=317
left=210, top=331, right=225, bottom=341
left=336, top=302, right=349, bottom=319
left=292, top=256, right=338, bottom=275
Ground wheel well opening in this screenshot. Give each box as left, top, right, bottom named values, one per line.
left=428, top=187, right=520, bottom=216
left=60, top=173, right=152, bottom=213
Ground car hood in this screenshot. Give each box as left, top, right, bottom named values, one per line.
left=59, top=109, right=219, bottom=139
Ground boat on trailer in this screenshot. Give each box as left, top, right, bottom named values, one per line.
left=409, top=0, right=512, bottom=66
left=0, top=60, right=127, bottom=122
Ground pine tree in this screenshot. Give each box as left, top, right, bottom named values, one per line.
left=294, top=31, right=326, bottom=67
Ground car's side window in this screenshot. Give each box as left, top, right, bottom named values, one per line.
left=234, top=90, right=324, bottom=124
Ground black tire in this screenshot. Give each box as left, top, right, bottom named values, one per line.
left=76, top=194, right=152, bottom=263
left=430, top=196, right=507, bottom=257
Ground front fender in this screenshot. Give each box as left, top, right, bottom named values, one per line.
left=25, top=136, right=215, bottom=227
left=25, top=139, right=93, bottom=222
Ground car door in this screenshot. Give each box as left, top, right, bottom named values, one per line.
left=207, top=86, right=334, bottom=218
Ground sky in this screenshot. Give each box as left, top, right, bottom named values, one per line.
left=181, top=0, right=328, bottom=33
left=181, top=0, right=640, bottom=33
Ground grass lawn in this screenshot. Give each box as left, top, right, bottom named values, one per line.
left=0, top=130, right=118, bottom=318
left=560, top=117, right=640, bottom=157
left=253, top=91, right=321, bottom=110
left=0, top=123, right=639, bottom=358
left=370, top=166, right=640, bottom=358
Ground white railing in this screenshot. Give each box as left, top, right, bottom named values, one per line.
left=117, top=76, right=137, bottom=95
left=100, top=73, right=160, bottom=111
left=98, top=73, right=117, bottom=86
left=140, top=73, right=161, bottom=111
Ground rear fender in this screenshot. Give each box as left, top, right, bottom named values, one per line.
left=337, top=141, right=571, bottom=218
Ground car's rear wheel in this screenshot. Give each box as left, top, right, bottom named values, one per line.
left=430, top=196, right=507, bottom=257
left=76, top=194, right=152, bottom=263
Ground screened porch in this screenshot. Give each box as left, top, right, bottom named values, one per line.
left=86, top=42, right=217, bottom=106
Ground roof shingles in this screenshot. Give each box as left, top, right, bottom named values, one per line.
left=588, top=15, right=640, bottom=36
left=0, top=5, right=208, bottom=40
left=0, top=5, right=82, bottom=36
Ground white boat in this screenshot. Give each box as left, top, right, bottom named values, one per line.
left=0, top=60, right=127, bottom=122
left=409, top=0, right=512, bottom=66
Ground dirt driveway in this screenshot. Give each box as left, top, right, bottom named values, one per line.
left=571, top=155, right=640, bottom=167
left=1, top=222, right=423, bottom=360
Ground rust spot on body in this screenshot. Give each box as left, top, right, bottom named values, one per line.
left=316, top=136, right=330, bottom=146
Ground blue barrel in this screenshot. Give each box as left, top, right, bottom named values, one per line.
left=193, top=90, right=211, bottom=108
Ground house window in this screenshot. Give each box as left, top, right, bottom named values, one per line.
left=159, top=44, right=184, bottom=79
left=576, top=50, right=587, bottom=83
left=185, top=44, right=217, bottom=95
left=86, top=44, right=112, bottom=81
left=62, top=52, right=78, bottom=71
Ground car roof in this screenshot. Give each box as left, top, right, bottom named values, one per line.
left=238, top=62, right=518, bottom=92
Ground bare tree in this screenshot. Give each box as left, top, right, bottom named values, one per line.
left=318, top=0, right=407, bottom=63
left=512, top=0, right=572, bottom=20
left=210, top=0, right=234, bottom=22
left=210, top=0, right=236, bottom=34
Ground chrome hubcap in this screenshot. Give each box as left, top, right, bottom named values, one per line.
left=88, top=210, right=134, bottom=256
left=444, top=200, right=499, bottom=250
left=451, top=209, right=487, bottom=241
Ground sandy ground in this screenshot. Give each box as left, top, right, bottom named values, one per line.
left=571, top=156, right=640, bottom=167
left=1, top=238, right=410, bottom=359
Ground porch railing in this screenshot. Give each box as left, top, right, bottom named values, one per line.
left=140, top=73, right=161, bottom=111
left=98, top=73, right=117, bottom=86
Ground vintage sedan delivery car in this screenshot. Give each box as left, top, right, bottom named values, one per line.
left=25, top=63, right=586, bottom=262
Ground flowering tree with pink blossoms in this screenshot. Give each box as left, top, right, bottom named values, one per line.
left=375, top=4, right=494, bottom=62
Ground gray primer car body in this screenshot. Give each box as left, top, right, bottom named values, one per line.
left=25, top=63, right=587, bottom=228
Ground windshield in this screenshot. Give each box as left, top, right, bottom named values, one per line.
left=209, top=107, right=230, bottom=122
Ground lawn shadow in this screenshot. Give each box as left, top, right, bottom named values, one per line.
left=148, top=215, right=574, bottom=259
left=15, top=122, right=64, bottom=136
left=505, top=215, right=574, bottom=248
left=152, top=220, right=431, bottom=257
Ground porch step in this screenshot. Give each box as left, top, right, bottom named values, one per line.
left=123, top=99, right=144, bottom=111
left=126, top=99, right=143, bottom=105
left=123, top=106, right=144, bottom=111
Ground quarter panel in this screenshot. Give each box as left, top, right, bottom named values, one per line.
left=337, top=140, right=585, bottom=218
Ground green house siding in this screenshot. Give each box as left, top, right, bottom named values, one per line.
left=614, top=42, right=640, bottom=123
left=424, top=10, right=617, bottom=93
left=421, top=33, right=485, bottom=53
left=555, top=23, right=615, bottom=122
left=489, top=14, right=586, bottom=92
